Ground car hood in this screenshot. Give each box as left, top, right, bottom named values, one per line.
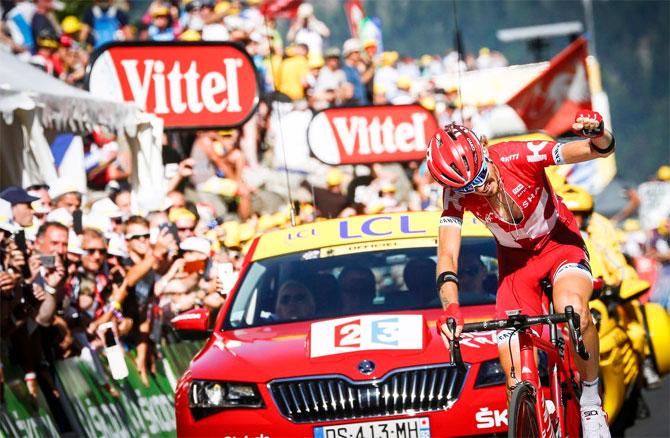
left=190, top=307, right=499, bottom=383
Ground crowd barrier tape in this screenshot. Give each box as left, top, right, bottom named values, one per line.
left=1, top=341, right=204, bottom=437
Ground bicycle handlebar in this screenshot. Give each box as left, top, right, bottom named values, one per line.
left=445, top=305, right=590, bottom=369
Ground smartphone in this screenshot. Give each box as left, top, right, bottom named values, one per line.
left=14, top=230, right=31, bottom=278
left=98, top=322, right=117, bottom=347
left=159, top=222, right=180, bottom=244
left=40, top=255, right=56, bottom=268
left=73, top=209, right=83, bottom=235
left=183, top=259, right=206, bottom=274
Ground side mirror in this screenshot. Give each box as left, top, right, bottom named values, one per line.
left=171, top=308, right=212, bottom=340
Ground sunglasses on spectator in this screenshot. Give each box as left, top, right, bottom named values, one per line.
left=279, top=294, right=308, bottom=305
left=454, top=160, right=489, bottom=194
left=126, top=232, right=150, bottom=240
left=177, top=226, right=195, bottom=232
left=83, top=248, right=107, bottom=256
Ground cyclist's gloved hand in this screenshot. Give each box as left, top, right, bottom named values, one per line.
left=572, top=110, right=604, bottom=138
left=437, top=303, right=463, bottom=341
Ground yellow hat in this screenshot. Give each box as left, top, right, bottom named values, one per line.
left=168, top=208, right=196, bottom=223
left=396, top=75, right=412, bottom=90
left=222, top=221, right=241, bottom=248
left=151, top=6, right=170, bottom=17
left=380, top=51, right=399, bottom=67
left=373, top=83, right=386, bottom=95
left=205, top=229, right=222, bottom=253
left=420, top=96, right=436, bottom=111
left=366, top=202, right=386, bottom=214
left=380, top=181, right=396, bottom=193
left=257, top=214, right=275, bottom=232
left=218, top=129, right=236, bottom=137
left=363, top=39, right=377, bottom=49
left=179, top=29, right=202, bottom=41
left=657, top=165, right=670, bottom=181
left=61, top=16, right=82, bottom=34
left=238, top=222, right=255, bottom=242
left=479, top=47, right=490, bottom=56
left=199, top=176, right=238, bottom=198
left=420, top=54, right=433, bottom=66
left=326, top=168, right=343, bottom=187
left=308, top=54, right=325, bottom=69
left=214, top=1, right=231, bottom=14
left=621, top=218, right=640, bottom=232
left=557, top=185, right=593, bottom=212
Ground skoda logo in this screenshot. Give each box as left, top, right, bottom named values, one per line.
left=358, top=360, right=375, bottom=375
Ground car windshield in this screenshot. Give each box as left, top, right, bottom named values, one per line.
left=225, top=237, right=498, bottom=329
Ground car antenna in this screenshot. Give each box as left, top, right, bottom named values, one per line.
left=452, top=0, right=465, bottom=124
left=264, top=16, right=297, bottom=227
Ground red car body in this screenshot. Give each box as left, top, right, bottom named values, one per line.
left=174, top=212, right=511, bottom=437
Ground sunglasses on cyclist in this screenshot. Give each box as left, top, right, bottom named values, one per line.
left=454, top=160, right=489, bottom=194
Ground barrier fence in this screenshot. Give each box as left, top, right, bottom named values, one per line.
left=1, top=341, right=204, bottom=437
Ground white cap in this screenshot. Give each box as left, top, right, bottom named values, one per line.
left=24, top=223, right=38, bottom=241
left=343, top=38, right=361, bottom=56
left=0, top=199, right=15, bottom=233
left=68, top=230, right=85, bottom=255
left=28, top=191, right=50, bottom=214
left=107, top=234, right=128, bottom=258
left=297, top=2, right=313, bottom=18
left=91, top=197, right=124, bottom=218
left=48, top=178, right=83, bottom=200
left=179, top=236, right=211, bottom=255
left=46, top=208, right=73, bottom=227
left=83, top=213, right=112, bottom=236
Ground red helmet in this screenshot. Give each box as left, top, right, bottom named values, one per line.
left=425, top=124, right=485, bottom=189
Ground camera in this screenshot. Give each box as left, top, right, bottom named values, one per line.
left=40, top=255, right=56, bottom=268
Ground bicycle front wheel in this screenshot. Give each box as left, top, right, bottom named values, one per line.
left=508, top=382, right=540, bottom=438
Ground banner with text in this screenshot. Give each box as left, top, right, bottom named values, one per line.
left=307, top=104, right=438, bottom=165
left=86, top=42, right=260, bottom=129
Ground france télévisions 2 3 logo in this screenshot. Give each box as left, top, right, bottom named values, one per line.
left=86, top=42, right=260, bottom=129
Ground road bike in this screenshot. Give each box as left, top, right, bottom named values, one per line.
left=447, top=301, right=589, bottom=437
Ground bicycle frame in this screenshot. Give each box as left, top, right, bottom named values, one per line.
left=515, top=327, right=581, bottom=438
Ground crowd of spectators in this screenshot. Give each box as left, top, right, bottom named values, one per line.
left=1, top=1, right=669, bottom=432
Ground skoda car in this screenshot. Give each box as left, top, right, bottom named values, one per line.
left=173, top=211, right=511, bottom=436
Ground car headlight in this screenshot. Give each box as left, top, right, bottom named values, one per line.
left=189, top=380, right=264, bottom=419
left=474, top=359, right=506, bottom=388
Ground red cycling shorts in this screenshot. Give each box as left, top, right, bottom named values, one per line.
left=494, top=220, right=592, bottom=320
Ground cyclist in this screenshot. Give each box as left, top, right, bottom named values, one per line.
left=427, top=111, right=613, bottom=438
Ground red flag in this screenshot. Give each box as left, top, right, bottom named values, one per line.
left=260, top=0, right=303, bottom=19
left=507, top=37, right=591, bottom=136
left=344, top=0, right=366, bottom=38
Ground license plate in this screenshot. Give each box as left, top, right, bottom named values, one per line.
left=314, top=417, right=430, bottom=438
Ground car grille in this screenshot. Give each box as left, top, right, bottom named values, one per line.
left=268, top=364, right=467, bottom=423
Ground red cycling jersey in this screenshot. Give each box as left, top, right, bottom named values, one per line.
left=440, top=139, right=575, bottom=250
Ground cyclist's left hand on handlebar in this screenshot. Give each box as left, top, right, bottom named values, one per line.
left=437, top=303, right=463, bottom=342
left=572, top=110, right=604, bottom=138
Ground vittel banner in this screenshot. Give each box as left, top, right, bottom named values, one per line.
left=86, top=42, right=259, bottom=129
left=307, top=105, right=438, bottom=165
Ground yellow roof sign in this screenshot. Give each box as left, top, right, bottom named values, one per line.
left=251, top=211, right=491, bottom=261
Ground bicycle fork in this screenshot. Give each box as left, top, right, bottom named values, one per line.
left=518, top=330, right=557, bottom=438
